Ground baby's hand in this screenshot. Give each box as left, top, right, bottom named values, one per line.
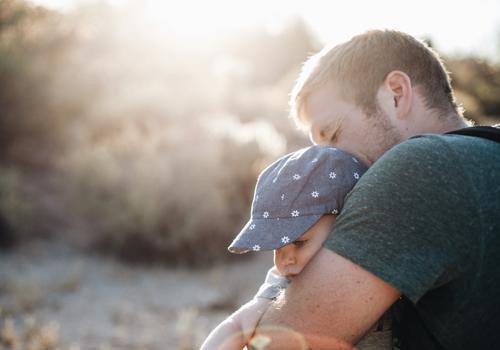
left=237, top=298, right=272, bottom=341
left=200, top=298, right=271, bottom=350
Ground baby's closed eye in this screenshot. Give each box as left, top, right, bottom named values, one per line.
left=293, top=240, right=307, bottom=248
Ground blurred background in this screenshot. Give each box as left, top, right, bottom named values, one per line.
left=0, top=0, right=499, bottom=348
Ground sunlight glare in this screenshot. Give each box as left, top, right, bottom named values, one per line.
left=30, top=0, right=500, bottom=58
left=143, top=0, right=291, bottom=40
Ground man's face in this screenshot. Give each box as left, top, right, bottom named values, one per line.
left=274, top=215, right=335, bottom=277
left=302, top=83, right=403, bottom=166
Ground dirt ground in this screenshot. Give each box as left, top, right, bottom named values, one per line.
left=0, top=241, right=273, bottom=350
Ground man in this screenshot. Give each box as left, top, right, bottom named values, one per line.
left=252, top=30, right=500, bottom=350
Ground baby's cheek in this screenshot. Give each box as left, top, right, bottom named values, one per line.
left=300, top=251, right=316, bottom=269
left=294, top=260, right=307, bottom=274
left=274, top=260, right=286, bottom=276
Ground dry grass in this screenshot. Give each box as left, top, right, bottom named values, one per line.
left=0, top=308, right=214, bottom=350
left=1, top=280, right=46, bottom=315
left=0, top=316, right=59, bottom=350
left=0, top=243, right=273, bottom=350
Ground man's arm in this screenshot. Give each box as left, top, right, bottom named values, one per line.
left=253, top=248, right=400, bottom=350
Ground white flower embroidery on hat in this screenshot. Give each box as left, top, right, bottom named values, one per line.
left=263, top=211, right=269, bottom=218
left=291, top=210, right=300, bottom=217
left=293, top=174, right=301, bottom=180
left=354, top=172, right=360, bottom=179
left=249, top=223, right=256, bottom=230
left=281, top=236, right=290, bottom=244
left=281, top=194, right=285, bottom=200
left=311, top=191, right=319, bottom=198
left=332, top=209, right=339, bottom=215
left=253, top=245, right=261, bottom=251
left=329, top=172, right=337, bottom=179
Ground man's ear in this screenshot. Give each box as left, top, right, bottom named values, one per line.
left=383, top=70, right=413, bottom=119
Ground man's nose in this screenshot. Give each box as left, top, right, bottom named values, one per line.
left=309, top=110, right=344, bottom=144
left=309, top=123, right=336, bottom=146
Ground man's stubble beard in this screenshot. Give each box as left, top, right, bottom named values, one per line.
left=364, top=109, right=404, bottom=164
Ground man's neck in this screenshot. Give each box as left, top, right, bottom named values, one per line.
left=405, top=113, right=469, bottom=140
left=431, top=115, right=469, bottom=133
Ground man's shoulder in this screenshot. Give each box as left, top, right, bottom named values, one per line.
left=369, top=132, right=499, bottom=177
left=359, top=134, right=457, bottom=187
left=392, top=131, right=498, bottom=155
left=384, top=132, right=479, bottom=158
left=348, top=131, right=499, bottom=220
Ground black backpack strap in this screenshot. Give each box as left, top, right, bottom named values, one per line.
left=392, top=297, right=445, bottom=350
left=445, top=125, right=500, bottom=143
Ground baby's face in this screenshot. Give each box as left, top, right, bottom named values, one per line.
left=274, top=215, right=336, bottom=277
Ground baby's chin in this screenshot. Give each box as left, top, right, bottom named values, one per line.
left=276, top=266, right=305, bottom=278
left=284, top=268, right=304, bottom=279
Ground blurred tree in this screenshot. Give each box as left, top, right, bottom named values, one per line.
left=0, top=0, right=75, bottom=168
left=421, top=35, right=435, bottom=49
left=419, top=35, right=500, bottom=123
left=219, top=18, right=317, bottom=151
left=447, top=57, right=500, bottom=122
left=0, top=211, right=15, bottom=249
left=225, top=17, right=320, bottom=86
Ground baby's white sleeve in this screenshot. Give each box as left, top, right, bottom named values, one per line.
left=254, top=266, right=290, bottom=300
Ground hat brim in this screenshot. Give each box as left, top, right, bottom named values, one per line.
left=228, top=214, right=322, bottom=254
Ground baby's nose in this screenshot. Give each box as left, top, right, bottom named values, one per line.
left=280, top=248, right=296, bottom=265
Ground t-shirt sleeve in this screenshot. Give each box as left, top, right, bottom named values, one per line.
left=324, top=135, right=477, bottom=303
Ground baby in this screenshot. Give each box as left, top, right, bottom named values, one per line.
left=201, top=145, right=390, bottom=350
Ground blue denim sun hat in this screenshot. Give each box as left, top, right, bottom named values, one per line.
left=228, top=145, right=368, bottom=254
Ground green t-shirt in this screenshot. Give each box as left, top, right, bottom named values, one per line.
left=325, top=134, right=500, bottom=350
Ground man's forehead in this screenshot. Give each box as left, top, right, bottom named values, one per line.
left=303, top=93, right=346, bottom=140
left=302, top=83, right=345, bottom=121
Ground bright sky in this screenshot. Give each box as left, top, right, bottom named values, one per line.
left=32, top=0, right=500, bottom=59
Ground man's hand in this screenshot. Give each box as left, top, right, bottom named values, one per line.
left=252, top=248, right=400, bottom=350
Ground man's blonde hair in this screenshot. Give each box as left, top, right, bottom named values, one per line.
left=290, top=30, right=462, bottom=127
